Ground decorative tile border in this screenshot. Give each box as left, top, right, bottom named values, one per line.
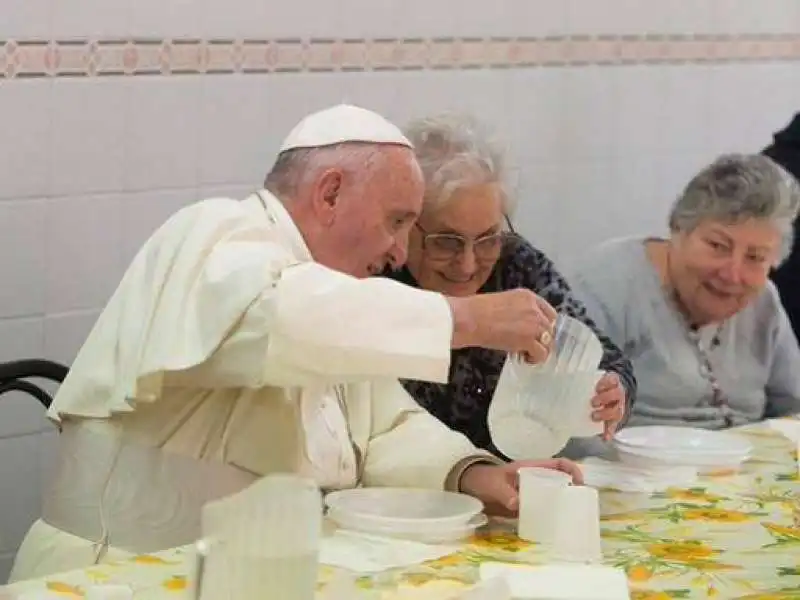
left=1, top=34, right=799, bottom=78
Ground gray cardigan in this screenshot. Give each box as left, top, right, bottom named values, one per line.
left=570, top=236, right=800, bottom=428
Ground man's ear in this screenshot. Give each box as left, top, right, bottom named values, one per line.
left=312, top=169, right=343, bottom=225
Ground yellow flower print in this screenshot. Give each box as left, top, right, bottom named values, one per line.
left=643, top=541, right=740, bottom=571
left=762, top=522, right=800, bottom=546
left=681, top=508, right=752, bottom=522
left=763, top=523, right=800, bottom=538
left=401, top=573, right=437, bottom=586
left=45, top=581, right=83, bottom=597
left=424, top=553, right=467, bottom=568
left=703, top=467, right=739, bottom=477
left=132, top=554, right=176, bottom=565
left=646, top=541, right=718, bottom=562
left=601, top=510, right=649, bottom=523
left=664, top=488, right=725, bottom=504
left=626, top=564, right=654, bottom=582
left=631, top=591, right=690, bottom=600
left=163, top=575, right=187, bottom=591
left=468, top=532, right=531, bottom=552
left=400, top=573, right=467, bottom=587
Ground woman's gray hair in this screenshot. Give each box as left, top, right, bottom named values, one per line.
left=403, top=113, right=513, bottom=214
left=669, top=153, right=800, bottom=262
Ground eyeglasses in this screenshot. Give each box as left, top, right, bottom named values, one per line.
left=416, top=216, right=515, bottom=262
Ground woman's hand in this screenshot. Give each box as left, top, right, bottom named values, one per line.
left=591, top=372, right=626, bottom=440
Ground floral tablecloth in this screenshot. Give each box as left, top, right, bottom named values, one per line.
left=5, top=420, right=799, bottom=600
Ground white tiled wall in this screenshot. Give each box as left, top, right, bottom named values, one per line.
left=0, top=0, right=798, bottom=582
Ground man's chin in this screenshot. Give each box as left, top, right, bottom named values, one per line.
left=366, top=264, right=386, bottom=277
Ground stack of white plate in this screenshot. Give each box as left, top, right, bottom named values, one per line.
left=325, top=488, right=487, bottom=543
left=613, top=426, right=752, bottom=472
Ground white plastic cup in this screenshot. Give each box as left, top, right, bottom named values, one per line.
left=551, top=485, right=603, bottom=563
left=517, top=467, right=572, bottom=543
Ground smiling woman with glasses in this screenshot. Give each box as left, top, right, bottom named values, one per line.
left=382, top=113, right=636, bottom=460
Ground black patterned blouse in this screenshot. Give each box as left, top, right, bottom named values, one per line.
left=385, top=234, right=637, bottom=460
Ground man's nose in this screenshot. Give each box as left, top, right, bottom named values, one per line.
left=389, top=237, right=408, bottom=268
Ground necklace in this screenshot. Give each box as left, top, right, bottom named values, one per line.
left=664, top=246, right=734, bottom=427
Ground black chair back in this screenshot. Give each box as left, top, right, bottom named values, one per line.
left=0, top=359, right=70, bottom=409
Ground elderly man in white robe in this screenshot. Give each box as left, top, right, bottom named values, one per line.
left=10, top=104, right=579, bottom=582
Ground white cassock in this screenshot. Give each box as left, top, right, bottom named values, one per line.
left=10, top=190, right=497, bottom=582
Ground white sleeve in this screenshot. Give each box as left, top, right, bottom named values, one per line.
left=362, top=378, right=496, bottom=490
left=177, top=240, right=454, bottom=388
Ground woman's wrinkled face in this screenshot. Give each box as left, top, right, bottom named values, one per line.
left=669, top=218, right=782, bottom=325
left=405, top=183, right=505, bottom=296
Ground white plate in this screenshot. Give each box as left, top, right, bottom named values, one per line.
left=614, top=445, right=750, bottom=465
left=325, top=488, right=483, bottom=529
left=328, top=510, right=488, bottom=543
left=614, top=426, right=752, bottom=455
left=615, top=447, right=749, bottom=472
left=614, top=440, right=750, bottom=460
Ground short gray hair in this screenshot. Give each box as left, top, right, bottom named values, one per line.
left=403, top=114, right=512, bottom=214
left=264, top=143, right=390, bottom=198
left=669, top=153, right=800, bottom=262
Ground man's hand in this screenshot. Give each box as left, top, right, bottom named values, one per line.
left=458, top=458, right=583, bottom=517
left=448, top=289, right=558, bottom=363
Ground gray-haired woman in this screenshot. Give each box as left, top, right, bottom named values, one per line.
left=382, top=113, right=636, bottom=460
left=571, top=154, right=800, bottom=429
